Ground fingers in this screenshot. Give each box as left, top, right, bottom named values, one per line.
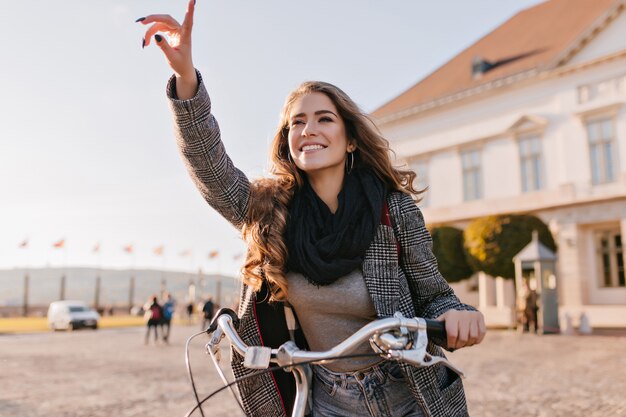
left=136, top=1, right=194, bottom=49
left=139, top=14, right=183, bottom=29
left=449, top=317, right=469, bottom=349
left=154, top=34, right=174, bottom=59
left=444, top=317, right=459, bottom=349
left=477, top=314, right=487, bottom=343
left=143, top=23, right=178, bottom=48
left=136, top=2, right=193, bottom=48
left=181, top=0, right=195, bottom=42
left=468, top=319, right=479, bottom=345
left=439, top=310, right=487, bottom=350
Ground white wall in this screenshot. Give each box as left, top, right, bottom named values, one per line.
left=386, top=58, right=626, bottom=214
left=380, top=18, right=626, bottom=326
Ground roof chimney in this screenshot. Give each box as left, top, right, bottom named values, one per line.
left=472, top=56, right=493, bottom=79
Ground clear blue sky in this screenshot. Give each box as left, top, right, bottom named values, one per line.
left=1, top=0, right=544, bottom=276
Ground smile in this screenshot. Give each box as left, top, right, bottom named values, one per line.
left=301, top=144, right=326, bottom=152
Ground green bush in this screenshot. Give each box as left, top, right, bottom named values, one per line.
left=463, top=214, right=556, bottom=279
left=431, top=226, right=474, bottom=283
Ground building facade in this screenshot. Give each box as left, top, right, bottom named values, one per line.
left=375, top=0, right=626, bottom=328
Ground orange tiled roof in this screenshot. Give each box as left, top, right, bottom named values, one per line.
left=373, top=0, right=620, bottom=120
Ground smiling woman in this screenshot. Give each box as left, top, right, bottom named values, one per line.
left=137, top=1, right=486, bottom=416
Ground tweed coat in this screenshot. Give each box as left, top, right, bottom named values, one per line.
left=167, top=72, right=475, bottom=417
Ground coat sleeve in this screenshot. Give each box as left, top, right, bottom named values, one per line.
left=166, top=70, right=251, bottom=229
left=389, top=192, right=476, bottom=320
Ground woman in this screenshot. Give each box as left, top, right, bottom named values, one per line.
left=138, top=2, right=486, bottom=416
left=144, top=295, right=162, bottom=345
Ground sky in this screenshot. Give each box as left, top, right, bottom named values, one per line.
left=1, top=0, right=545, bottom=277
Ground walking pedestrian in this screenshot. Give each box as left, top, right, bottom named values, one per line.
left=137, top=3, right=486, bottom=415
left=201, top=296, right=214, bottom=331
left=161, top=292, right=175, bottom=343
left=185, top=301, right=194, bottom=324
left=144, top=295, right=163, bottom=345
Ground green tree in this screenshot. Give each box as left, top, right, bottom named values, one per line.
left=431, top=226, right=474, bottom=283
left=463, top=214, right=556, bottom=279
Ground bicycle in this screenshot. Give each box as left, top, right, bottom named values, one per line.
left=184, top=308, right=465, bottom=417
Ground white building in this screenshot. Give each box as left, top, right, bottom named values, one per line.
left=375, top=0, right=626, bottom=329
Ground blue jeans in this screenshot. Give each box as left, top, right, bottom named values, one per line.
left=312, top=361, right=425, bottom=417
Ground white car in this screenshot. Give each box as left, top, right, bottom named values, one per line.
left=47, top=300, right=100, bottom=331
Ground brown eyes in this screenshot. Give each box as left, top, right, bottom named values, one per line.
left=290, top=117, right=333, bottom=127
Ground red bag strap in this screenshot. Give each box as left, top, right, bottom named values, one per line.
left=380, top=201, right=401, bottom=257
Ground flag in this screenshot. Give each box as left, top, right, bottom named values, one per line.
left=93, top=243, right=100, bottom=253
left=179, top=249, right=192, bottom=258
left=53, top=239, right=65, bottom=249
left=123, top=244, right=134, bottom=254
left=208, top=250, right=219, bottom=259
left=153, top=245, right=164, bottom=256
left=18, top=239, right=28, bottom=249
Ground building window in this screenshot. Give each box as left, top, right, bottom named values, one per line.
left=411, top=159, right=429, bottom=207
left=587, top=117, right=618, bottom=184
left=595, top=229, right=625, bottom=288
left=461, top=149, right=482, bottom=201
left=518, top=133, right=543, bottom=192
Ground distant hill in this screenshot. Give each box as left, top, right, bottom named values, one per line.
left=0, top=267, right=240, bottom=309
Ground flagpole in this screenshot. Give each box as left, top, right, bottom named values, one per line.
left=125, top=244, right=135, bottom=314
left=23, top=274, right=30, bottom=317
left=52, top=239, right=67, bottom=301
left=161, top=249, right=166, bottom=298
left=19, top=239, right=30, bottom=317
left=63, top=241, right=68, bottom=300
left=93, top=243, right=101, bottom=312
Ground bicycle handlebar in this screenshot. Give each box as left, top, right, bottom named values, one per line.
left=424, top=319, right=447, bottom=339
left=206, top=309, right=461, bottom=375
left=203, top=309, right=464, bottom=417
left=205, top=308, right=239, bottom=334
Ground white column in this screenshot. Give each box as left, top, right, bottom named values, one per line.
left=495, top=277, right=516, bottom=308
left=557, top=222, right=585, bottom=306
left=478, top=271, right=496, bottom=308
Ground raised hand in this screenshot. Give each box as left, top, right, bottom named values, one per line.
left=136, top=0, right=197, bottom=99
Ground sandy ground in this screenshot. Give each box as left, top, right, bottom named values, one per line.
left=1, top=324, right=625, bottom=417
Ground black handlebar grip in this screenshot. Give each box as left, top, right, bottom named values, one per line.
left=424, top=319, right=447, bottom=340
left=205, top=308, right=240, bottom=334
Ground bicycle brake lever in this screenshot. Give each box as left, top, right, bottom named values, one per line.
left=206, top=327, right=224, bottom=361
left=423, top=354, right=465, bottom=378
left=389, top=318, right=465, bottom=378
left=390, top=349, right=465, bottom=378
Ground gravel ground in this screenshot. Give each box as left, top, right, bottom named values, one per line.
left=1, top=324, right=625, bottom=417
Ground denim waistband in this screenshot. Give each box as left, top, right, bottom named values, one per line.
left=314, top=360, right=391, bottom=387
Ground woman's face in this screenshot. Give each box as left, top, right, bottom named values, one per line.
left=287, top=92, right=355, bottom=178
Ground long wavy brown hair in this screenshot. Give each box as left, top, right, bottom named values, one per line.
left=240, top=81, right=424, bottom=301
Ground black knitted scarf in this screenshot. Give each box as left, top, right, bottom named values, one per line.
left=285, top=169, right=386, bottom=285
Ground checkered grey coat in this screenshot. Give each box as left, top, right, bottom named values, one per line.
left=168, top=72, right=475, bottom=417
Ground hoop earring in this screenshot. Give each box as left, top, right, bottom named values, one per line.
left=346, top=152, right=354, bottom=174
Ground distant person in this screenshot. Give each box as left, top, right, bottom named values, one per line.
left=522, top=281, right=539, bottom=333
left=185, top=301, right=194, bottom=324
left=201, top=297, right=214, bottom=330
left=144, top=295, right=163, bottom=345
left=161, top=292, right=176, bottom=343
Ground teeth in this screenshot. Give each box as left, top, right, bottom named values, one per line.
left=302, top=144, right=325, bottom=151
